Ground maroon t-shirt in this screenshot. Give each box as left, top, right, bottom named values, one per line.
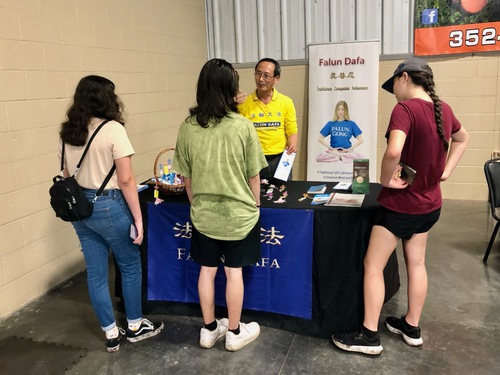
left=377, top=98, right=462, bottom=215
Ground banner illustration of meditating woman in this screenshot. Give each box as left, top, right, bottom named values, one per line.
left=316, top=100, right=364, bottom=163
left=307, top=41, right=379, bottom=183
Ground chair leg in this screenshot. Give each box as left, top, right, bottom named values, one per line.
left=484, top=221, right=500, bottom=262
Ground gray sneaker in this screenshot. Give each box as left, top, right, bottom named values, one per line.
left=199, top=318, right=228, bottom=348
left=225, top=322, right=260, bottom=352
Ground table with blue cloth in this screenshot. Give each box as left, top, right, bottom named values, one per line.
left=118, top=181, right=399, bottom=339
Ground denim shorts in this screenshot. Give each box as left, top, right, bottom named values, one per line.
left=190, top=218, right=261, bottom=268
left=374, top=206, right=441, bottom=240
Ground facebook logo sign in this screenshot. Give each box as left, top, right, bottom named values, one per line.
left=422, top=8, right=438, bottom=25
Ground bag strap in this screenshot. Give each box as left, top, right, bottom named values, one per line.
left=60, top=142, right=65, bottom=175
left=59, top=120, right=110, bottom=176
left=92, top=164, right=116, bottom=203
left=60, top=119, right=116, bottom=203
left=74, top=119, right=110, bottom=176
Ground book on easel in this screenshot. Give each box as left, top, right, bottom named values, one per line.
left=352, top=159, right=369, bottom=194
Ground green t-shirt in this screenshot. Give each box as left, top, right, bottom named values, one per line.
left=173, top=112, right=267, bottom=240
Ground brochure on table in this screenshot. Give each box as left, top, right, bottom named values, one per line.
left=334, top=181, right=351, bottom=190
left=311, top=193, right=332, bottom=205
left=307, top=184, right=327, bottom=194
left=325, top=193, right=365, bottom=207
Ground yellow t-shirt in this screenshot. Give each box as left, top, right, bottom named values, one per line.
left=238, top=89, right=298, bottom=155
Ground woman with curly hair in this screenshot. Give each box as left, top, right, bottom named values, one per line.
left=60, top=75, right=163, bottom=352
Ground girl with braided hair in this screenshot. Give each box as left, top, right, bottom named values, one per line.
left=331, top=58, right=468, bottom=356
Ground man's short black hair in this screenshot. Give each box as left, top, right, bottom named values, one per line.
left=255, top=58, right=281, bottom=77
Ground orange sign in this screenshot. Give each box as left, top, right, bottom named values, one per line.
left=415, top=21, right=500, bottom=55
left=414, top=0, right=500, bottom=56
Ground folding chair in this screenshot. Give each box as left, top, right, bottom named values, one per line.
left=483, top=158, right=500, bottom=262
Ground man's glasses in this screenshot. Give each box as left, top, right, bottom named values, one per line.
left=254, top=71, right=275, bottom=80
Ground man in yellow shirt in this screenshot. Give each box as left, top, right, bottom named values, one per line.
left=239, top=58, right=298, bottom=180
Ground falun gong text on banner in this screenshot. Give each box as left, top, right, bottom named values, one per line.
left=306, top=41, right=379, bottom=183
left=147, top=203, right=314, bottom=320
left=415, top=0, right=500, bottom=56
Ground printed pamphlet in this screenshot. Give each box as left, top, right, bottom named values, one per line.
left=325, top=193, right=365, bottom=207
left=311, top=193, right=332, bottom=205
left=307, top=184, right=327, bottom=194
left=274, top=152, right=296, bottom=181
left=334, top=181, right=352, bottom=190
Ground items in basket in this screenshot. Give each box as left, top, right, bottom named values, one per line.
left=152, top=147, right=186, bottom=195
left=158, top=159, right=183, bottom=186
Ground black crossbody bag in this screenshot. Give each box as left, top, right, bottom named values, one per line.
left=49, top=120, right=116, bottom=222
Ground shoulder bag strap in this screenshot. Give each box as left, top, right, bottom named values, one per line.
left=61, top=119, right=115, bottom=203
left=59, top=141, right=66, bottom=176
left=92, top=164, right=116, bottom=203
left=74, top=119, right=110, bottom=176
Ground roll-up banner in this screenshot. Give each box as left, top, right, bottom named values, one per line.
left=307, top=41, right=379, bottom=183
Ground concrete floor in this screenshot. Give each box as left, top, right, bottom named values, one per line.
left=0, top=199, right=499, bottom=375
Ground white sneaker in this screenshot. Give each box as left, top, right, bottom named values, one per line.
left=199, top=319, right=228, bottom=348
left=225, top=322, right=260, bottom=351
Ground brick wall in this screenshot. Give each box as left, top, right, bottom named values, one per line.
left=0, top=0, right=207, bottom=319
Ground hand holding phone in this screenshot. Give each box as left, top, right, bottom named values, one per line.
left=130, top=224, right=138, bottom=240
left=399, top=162, right=417, bottom=185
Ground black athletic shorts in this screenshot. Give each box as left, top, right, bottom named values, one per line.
left=190, top=218, right=261, bottom=268
left=374, top=206, right=441, bottom=240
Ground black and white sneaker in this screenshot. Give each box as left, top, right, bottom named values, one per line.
left=330, top=329, right=383, bottom=356
left=385, top=315, right=423, bottom=347
left=106, top=327, right=126, bottom=353
left=126, top=318, right=164, bottom=343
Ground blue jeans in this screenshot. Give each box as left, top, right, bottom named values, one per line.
left=72, top=189, right=142, bottom=331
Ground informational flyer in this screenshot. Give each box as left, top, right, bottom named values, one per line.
left=274, top=152, right=296, bottom=181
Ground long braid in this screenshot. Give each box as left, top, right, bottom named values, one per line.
left=409, top=72, right=449, bottom=151
left=427, top=83, right=449, bottom=152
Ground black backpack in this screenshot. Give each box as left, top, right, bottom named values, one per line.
left=49, top=120, right=115, bottom=222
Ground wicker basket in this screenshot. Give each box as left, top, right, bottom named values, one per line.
left=152, top=147, right=186, bottom=195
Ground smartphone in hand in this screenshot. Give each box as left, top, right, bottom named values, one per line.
left=130, top=224, right=138, bottom=240
left=399, top=162, right=416, bottom=185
